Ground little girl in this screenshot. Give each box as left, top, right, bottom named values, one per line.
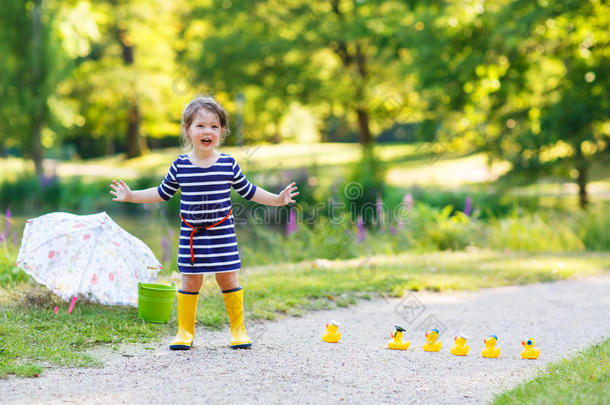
left=110, top=96, right=298, bottom=350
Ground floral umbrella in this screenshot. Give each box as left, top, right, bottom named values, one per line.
left=16, top=212, right=162, bottom=308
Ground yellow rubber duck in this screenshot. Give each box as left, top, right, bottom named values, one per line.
left=387, top=325, right=410, bottom=350
left=481, top=335, right=501, bottom=358
left=423, top=328, right=442, bottom=352
left=521, top=338, right=540, bottom=359
left=322, top=321, right=341, bottom=343
left=450, top=333, right=469, bottom=356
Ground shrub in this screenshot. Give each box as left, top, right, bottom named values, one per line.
left=488, top=210, right=583, bottom=252
left=577, top=204, right=610, bottom=251
left=411, top=205, right=482, bottom=250
left=0, top=249, right=28, bottom=285
left=343, top=147, right=386, bottom=224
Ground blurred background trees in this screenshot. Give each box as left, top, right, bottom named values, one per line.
left=415, top=0, right=609, bottom=208
left=0, top=0, right=608, bottom=207
left=0, top=0, right=66, bottom=176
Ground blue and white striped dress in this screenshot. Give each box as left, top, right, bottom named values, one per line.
left=157, top=153, right=257, bottom=274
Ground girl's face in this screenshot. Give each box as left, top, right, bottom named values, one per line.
left=186, top=108, right=222, bottom=152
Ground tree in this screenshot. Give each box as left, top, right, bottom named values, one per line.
left=182, top=0, right=434, bottom=147
left=414, top=0, right=609, bottom=208
left=0, top=0, right=62, bottom=175
left=0, top=1, right=106, bottom=168
left=60, top=0, right=187, bottom=158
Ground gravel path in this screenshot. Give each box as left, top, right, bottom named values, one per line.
left=2, top=275, right=609, bottom=405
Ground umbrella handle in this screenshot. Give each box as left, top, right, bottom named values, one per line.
left=68, top=296, right=77, bottom=314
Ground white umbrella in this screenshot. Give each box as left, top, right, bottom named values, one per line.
left=16, top=212, right=162, bottom=308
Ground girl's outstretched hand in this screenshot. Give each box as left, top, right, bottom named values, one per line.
left=110, top=180, right=132, bottom=202
left=277, top=182, right=299, bottom=206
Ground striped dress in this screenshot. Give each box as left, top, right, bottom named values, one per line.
left=157, top=153, right=257, bottom=274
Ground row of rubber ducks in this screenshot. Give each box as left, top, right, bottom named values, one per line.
left=322, top=322, right=540, bottom=359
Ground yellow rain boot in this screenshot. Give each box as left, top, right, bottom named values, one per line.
left=169, top=290, right=199, bottom=350
left=222, top=287, right=252, bottom=349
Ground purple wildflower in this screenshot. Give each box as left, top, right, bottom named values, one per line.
left=164, top=230, right=174, bottom=262
left=356, top=215, right=366, bottom=242
left=40, top=175, right=58, bottom=188
left=403, top=193, right=414, bottom=210
left=397, top=217, right=404, bottom=231
left=464, top=195, right=472, bottom=216
left=161, top=237, right=169, bottom=263
left=5, top=208, right=11, bottom=232
left=0, top=208, right=10, bottom=243
left=286, top=207, right=298, bottom=235
left=376, top=194, right=384, bottom=227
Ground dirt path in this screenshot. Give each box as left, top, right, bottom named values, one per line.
left=2, top=275, right=609, bottom=405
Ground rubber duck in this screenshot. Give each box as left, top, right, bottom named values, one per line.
left=423, top=328, right=442, bottom=352
left=450, top=333, right=469, bottom=356
left=322, top=321, right=341, bottom=343
left=521, top=338, right=540, bottom=359
left=481, top=335, right=501, bottom=358
left=387, top=325, right=410, bottom=350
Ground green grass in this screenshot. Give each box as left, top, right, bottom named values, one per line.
left=237, top=250, right=610, bottom=322
left=494, top=338, right=610, bottom=405
left=0, top=285, right=172, bottom=378
left=1, top=249, right=609, bottom=379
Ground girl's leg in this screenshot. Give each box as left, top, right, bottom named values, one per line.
left=182, top=274, right=204, bottom=292
left=215, top=271, right=238, bottom=291
left=217, top=271, right=251, bottom=349
left=170, top=274, right=203, bottom=351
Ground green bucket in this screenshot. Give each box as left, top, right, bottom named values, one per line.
left=137, top=283, right=176, bottom=323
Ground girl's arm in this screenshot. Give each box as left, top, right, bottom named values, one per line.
left=250, top=182, right=299, bottom=207
left=110, top=180, right=165, bottom=203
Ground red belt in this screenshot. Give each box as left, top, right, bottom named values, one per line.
left=180, top=209, right=232, bottom=265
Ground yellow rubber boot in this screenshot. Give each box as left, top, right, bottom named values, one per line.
left=169, top=290, right=199, bottom=350
left=222, top=287, right=252, bottom=349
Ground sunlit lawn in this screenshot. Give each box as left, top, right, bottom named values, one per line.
left=0, top=143, right=427, bottom=181
left=386, top=152, right=512, bottom=187
left=0, top=157, right=32, bottom=182
left=2, top=143, right=609, bottom=203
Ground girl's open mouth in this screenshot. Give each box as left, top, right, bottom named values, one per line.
left=201, top=139, right=212, bottom=145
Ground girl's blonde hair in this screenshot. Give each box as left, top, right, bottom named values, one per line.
left=180, top=96, right=230, bottom=150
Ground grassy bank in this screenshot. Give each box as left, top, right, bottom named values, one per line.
left=1, top=250, right=609, bottom=378
left=494, top=338, right=610, bottom=405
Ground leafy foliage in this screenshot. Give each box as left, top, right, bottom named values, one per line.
left=0, top=0, right=608, bottom=204
left=414, top=0, right=610, bottom=206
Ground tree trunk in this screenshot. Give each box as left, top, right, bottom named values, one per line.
left=126, top=104, right=141, bottom=158
left=105, top=133, right=115, bottom=155
left=32, top=123, right=44, bottom=175
left=31, top=0, right=44, bottom=177
left=356, top=108, right=372, bottom=146
left=353, top=43, right=372, bottom=146
left=576, top=164, right=588, bottom=209
left=328, top=4, right=372, bottom=148
left=118, top=29, right=144, bottom=158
